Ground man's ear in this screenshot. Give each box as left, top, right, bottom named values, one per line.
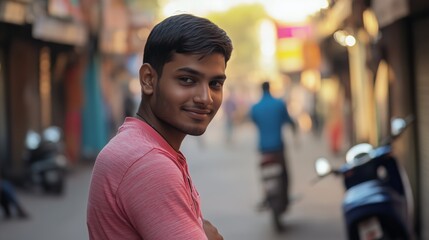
left=139, top=63, right=157, bottom=95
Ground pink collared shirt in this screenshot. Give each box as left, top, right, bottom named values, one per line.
left=87, top=117, right=206, bottom=240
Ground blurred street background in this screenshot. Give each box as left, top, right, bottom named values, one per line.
left=1, top=0, right=429, bottom=239
left=1, top=119, right=346, bottom=240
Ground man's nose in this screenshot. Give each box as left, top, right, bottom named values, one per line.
left=193, top=85, right=213, bottom=105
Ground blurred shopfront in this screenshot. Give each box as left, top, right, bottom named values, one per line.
left=408, top=0, right=429, bottom=238
left=0, top=0, right=157, bottom=182
left=0, top=0, right=87, bottom=179
left=312, top=0, right=429, bottom=238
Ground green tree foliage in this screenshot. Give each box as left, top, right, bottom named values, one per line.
left=206, top=4, right=268, bottom=83
left=125, top=0, right=160, bottom=19
left=125, top=0, right=159, bottom=10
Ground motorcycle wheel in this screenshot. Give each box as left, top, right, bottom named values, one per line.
left=42, top=169, right=64, bottom=195
left=271, top=209, right=284, bottom=233
left=378, top=227, right=407, bottom=240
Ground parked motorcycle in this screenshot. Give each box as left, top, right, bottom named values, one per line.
left=314, top=116, right=414, bottom=240
left=23, top=126, right=68, bottom=195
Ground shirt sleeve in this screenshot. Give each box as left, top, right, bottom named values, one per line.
left=281, top=101, right=294, bottom=126
left=116, top=150, right=207, bottom=240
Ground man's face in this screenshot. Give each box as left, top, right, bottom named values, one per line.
left=150, top=53, right=227, bottom=137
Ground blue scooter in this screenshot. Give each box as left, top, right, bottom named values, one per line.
left=314, top=117, right=414, bottom=240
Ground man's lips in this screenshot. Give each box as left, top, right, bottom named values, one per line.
left=183, top=107, right=212, bottom=119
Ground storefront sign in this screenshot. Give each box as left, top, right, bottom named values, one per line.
left=48, top=0, right=83, bottom=21
left=276, top=38, right=304, bottom=73
left=0, top=1, right=26, bottom=25
left=33, top=16, right=87, bottom=46
left=277, top=25, right=312, bottom=39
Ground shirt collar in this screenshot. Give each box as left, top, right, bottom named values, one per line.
left=124, top=117, right=185, bottom=161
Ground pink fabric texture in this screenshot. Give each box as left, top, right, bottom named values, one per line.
left=87, top=117, right=207, bottom=240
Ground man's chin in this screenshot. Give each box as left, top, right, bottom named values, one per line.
left=187, top=127, right=207, bottom=136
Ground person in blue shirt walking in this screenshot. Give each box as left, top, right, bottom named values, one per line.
left=250, top=81, right=297, bottom=230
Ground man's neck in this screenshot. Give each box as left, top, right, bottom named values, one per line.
left=135, top=112, right=184, bottom=152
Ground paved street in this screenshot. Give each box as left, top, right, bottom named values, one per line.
left=0, top=162, right=92, bottom=240
left=184, top=119, right=346, bottom=240
left=0, top=118, right=346, bottom=240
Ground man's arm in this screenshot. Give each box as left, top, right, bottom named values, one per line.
left=281, top=101, right=297, bottom=133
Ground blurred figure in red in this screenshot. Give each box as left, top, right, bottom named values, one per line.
left=328, top=112, right=343, bottom=155
left=326, top=97, right=344, bottom=155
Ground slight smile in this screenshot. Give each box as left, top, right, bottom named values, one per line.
left=183, top=108, right=212, bottom=120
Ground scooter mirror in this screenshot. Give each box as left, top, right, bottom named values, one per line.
left=26, top=130, right=41, bottom=150
left=315, top=158, right=332, bottom=177
left=346, top=143, right=373, bottom=165
left=391, top=118, right=406, bottom=137
left=43, top=126, right=61, bottom=143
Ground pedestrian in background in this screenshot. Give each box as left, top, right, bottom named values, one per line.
left=0, top=178, right=29, bottom=219
left=87, top=14, right=232, bottom=240
left=223, top=88, right=237, bottom=144
left=250, top=81, right=297, bottom=216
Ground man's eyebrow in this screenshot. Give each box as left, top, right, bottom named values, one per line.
left=177, top=67, right=203, bottom=77
left=177, top=67, right=226, bottom=80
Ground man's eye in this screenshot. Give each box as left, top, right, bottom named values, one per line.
left=179, top=77, right=194, bottom=84
left=210, top=80, right=224, bottom=89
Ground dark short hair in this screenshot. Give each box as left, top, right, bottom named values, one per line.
left=262, top=81, right=270, bottom=92
left=143, top=14, right=233, bottom=77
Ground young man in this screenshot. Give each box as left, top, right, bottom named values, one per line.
left=250, top=81, right=296, bottom=229
left=87, top=14, right=232, bottom=240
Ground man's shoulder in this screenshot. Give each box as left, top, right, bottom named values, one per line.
left=253, top=96, right=283, bottom=108
left=118, top=149, right=185, bottom=196
left=94, top=122, right=162, bottom=170
left=94, top=130, right=178, bottom=163
left=140, top=148, right=179, bottom=166
left=268, top=95, right=284, bottom=103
